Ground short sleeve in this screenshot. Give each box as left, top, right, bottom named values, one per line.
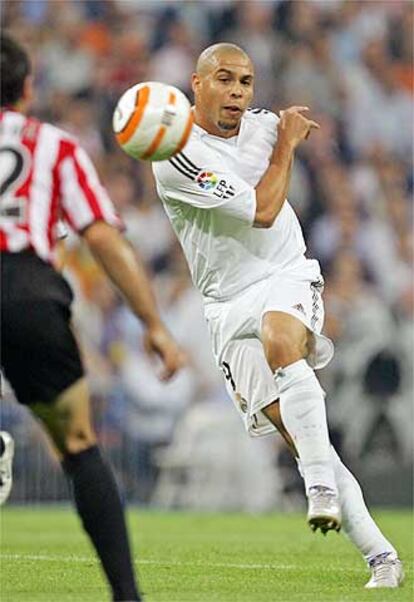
left=152, top=141, right=256, bottom=225
left=58, top=141, right=124, bottom=233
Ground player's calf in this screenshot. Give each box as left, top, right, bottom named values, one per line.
left=33, top=380, right=142, bottom=601
left=62, top=445, right=142, bottom=601
left=270, top=358, right=340, bottom=533
left=274, top=360, right=338, bottom=491
left=263, top=399, right=341, bottom=535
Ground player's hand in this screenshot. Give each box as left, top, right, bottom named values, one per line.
left=143, top=322, right=187, bottom=381
left=277, top=106, right=320, bottom=148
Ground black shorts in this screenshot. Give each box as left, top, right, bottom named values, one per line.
left=1, top=251, right=84, bottom=405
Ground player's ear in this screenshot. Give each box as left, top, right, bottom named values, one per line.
left=191, top=73, right=200, bottom=95
left=22, top=75, right=34, bottom=108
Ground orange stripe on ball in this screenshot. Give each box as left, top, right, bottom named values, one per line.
left=141, top=125, right=168, bottom=160
left=116, top=85, right=150, bottom=145
left=141, top=89, right=177, bottom=160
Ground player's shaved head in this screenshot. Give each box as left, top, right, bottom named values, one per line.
left=196, top=43, right=252, bottom=77
left=192, top=42, right=254, bottom=138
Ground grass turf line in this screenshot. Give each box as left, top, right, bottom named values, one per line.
left=0, top=508, right=412, bottom=601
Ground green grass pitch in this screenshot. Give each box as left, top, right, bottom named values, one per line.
left=0, top=508, right=412, bottom=601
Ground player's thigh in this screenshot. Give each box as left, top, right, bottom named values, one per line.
left=1, top=292, right=93, bottom=454
left=2, top=298, right=84, bottom=403
left=2, top=253, right=84, bottom=405
left=257, top=273, right=333, bottom=370
left=261, top=310, right=311, bottom=368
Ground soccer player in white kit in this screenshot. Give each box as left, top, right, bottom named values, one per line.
left=152, top=44, right=404, bottom=589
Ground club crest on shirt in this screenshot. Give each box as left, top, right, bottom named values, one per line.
left=196, top=171, right=218, bottom=190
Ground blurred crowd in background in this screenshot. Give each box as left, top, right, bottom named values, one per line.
left=1, top=0, right=413, bottom=509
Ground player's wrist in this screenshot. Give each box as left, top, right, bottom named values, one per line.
left=271, top=137, right=295, bottom=164
left=142, top=316, right=164, bottom=332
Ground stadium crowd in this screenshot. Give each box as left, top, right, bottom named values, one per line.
left=2, top=0, right=412, bottom=508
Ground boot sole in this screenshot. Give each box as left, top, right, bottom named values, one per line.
left=308, top=515, right=341, bottom=535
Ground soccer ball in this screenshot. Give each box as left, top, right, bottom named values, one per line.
left=113, top=81, right=194, bottom=162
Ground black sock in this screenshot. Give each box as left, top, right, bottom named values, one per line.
left=62, top=446, right=141, bottom=601
left=0, top=435, right=5, bottom=457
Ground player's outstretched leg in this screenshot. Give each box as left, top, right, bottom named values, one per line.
left=263, top=384, right=341, bottom=535
left=33, top=379, right=142, bottom=602
left=262, top=311, right=340, bottom=534
left=273, top=360, right=342, bottom=534
left=0, top=431, right=14, bottom=505
left=276, top=364, right=342, bottom=534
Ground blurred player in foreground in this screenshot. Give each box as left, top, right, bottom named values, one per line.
left=152, top=43, right=403, bottom=589
left=0, top=34, right=185, bottom=602
left=0, top=430, right=14, bottom=505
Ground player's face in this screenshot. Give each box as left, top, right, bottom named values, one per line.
left=192, top=55, right=254, bottom=138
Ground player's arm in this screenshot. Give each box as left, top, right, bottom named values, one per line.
left=82, top=222, right=183, bottom=379
left=82, top=221, right=160, bottom=327
left=254, top=106, right=319, bottom=228
left=154, top=145, right=257, bottom=225
left=59, top=141, right=184, bottom=380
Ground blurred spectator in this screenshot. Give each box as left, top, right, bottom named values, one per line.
left=282, top=35, right=345, bottom=118
left=39, top=8, right=95, bottom=96
left=343, top=37, right=412, bottom=157
left=149, top=18, right=195, bottom=96
left=221, top=1, right=285, bottom=107
left=58, top=97, right=105, bottom=160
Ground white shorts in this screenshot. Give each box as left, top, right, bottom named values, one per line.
left=204, top=260, right=334, bottom=437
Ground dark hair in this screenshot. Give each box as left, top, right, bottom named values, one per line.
left=1, top=33, right=31, bottom=106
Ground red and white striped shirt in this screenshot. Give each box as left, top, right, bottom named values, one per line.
left=0, top=109, right=122, bottom=263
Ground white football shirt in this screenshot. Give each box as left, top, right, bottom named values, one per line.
left=152, top=109, right=307, bottom=301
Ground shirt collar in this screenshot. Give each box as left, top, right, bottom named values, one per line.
left=192, top=120, right=243, bottom=143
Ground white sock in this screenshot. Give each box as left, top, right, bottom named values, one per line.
left=276, top=359, right=337, bottom=494
left=330, top=446, right=397, bottom=561
left=296, top=448, right=397, bottom=561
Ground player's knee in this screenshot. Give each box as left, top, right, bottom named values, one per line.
left=263, top=330, right=304, bottom=371
left=48, top=420, right=97, bottom=455
left=63, top=428, right=97, bottom=455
